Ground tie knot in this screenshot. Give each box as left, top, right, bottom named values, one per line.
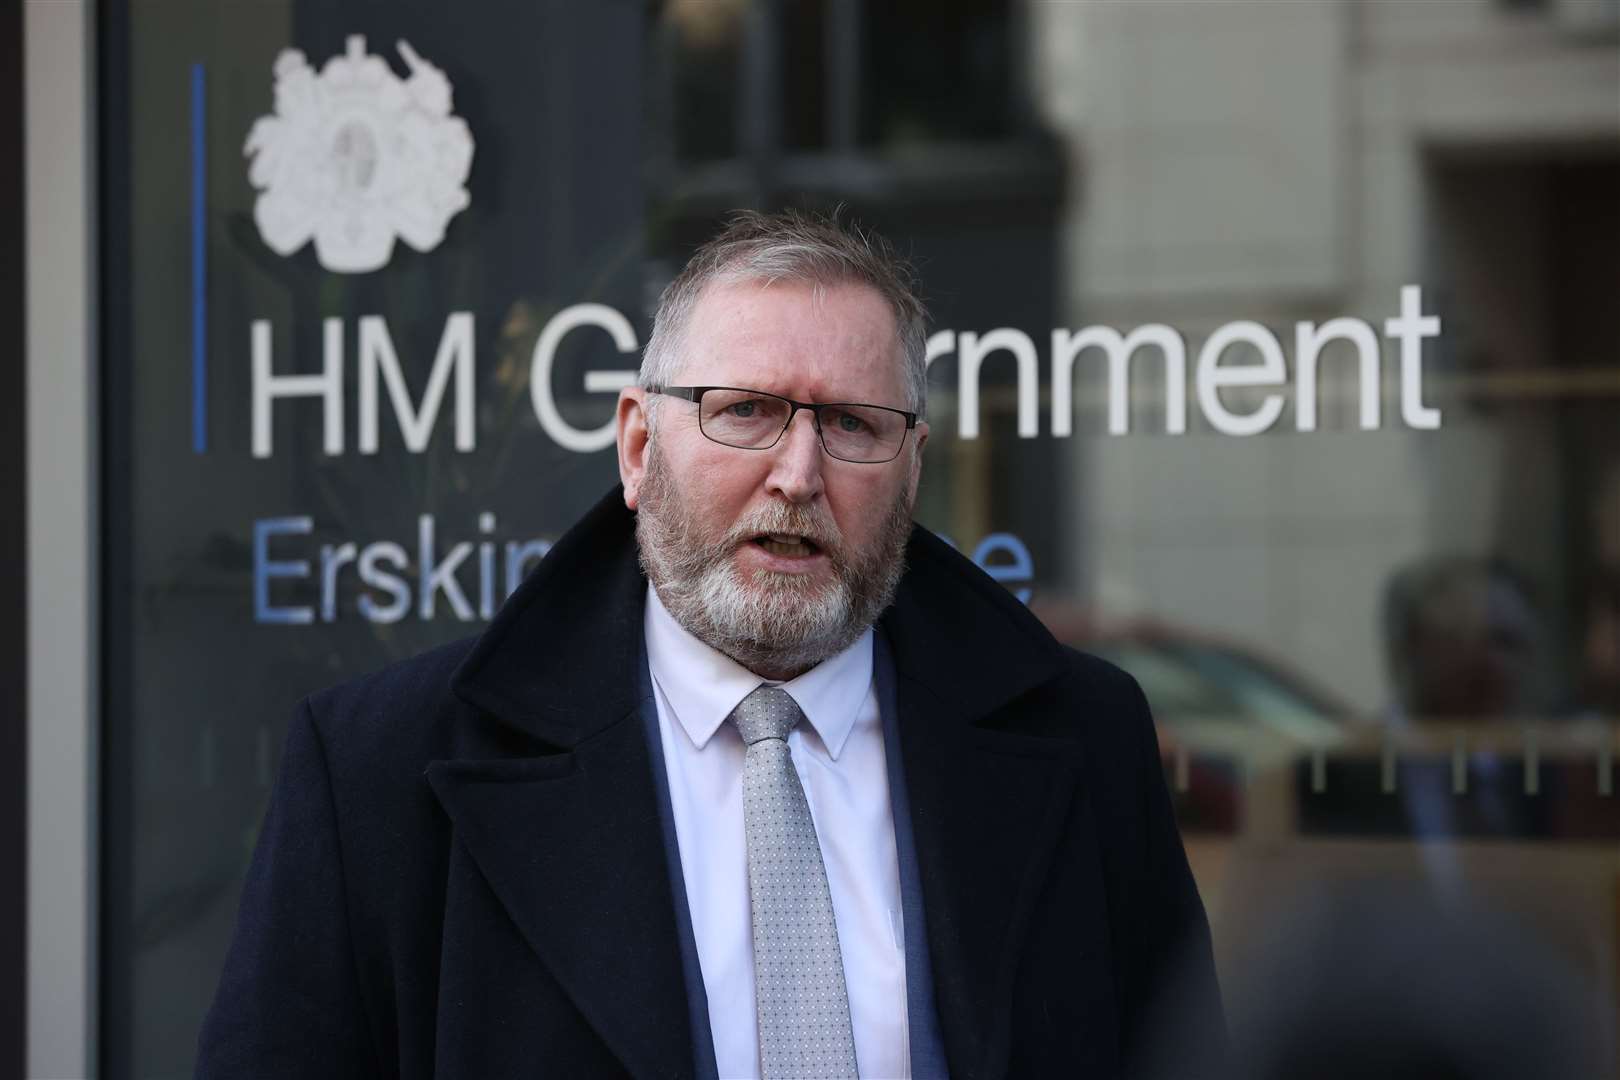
left=729, top=684, right=803, bottom=746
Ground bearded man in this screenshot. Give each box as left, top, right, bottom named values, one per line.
left=197, top=211, right=1224, bottom=1080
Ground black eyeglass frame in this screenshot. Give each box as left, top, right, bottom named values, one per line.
left=646, top=384, right=919, bottom=464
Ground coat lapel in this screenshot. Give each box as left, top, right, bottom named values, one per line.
left=427, top=489, right=695, bottom=1079
left=881, top=526, right=1080, bottom=1080
left=426, top=715, right=693, bottom=1079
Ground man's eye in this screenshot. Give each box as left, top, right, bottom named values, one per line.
left=836, top=412, right=867, bottom=433
left=729, top=401, right=758, bottom=418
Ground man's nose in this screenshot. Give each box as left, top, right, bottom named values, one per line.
left=765, top=409, right=825, bottom=503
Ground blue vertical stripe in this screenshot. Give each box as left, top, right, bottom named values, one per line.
left=191, top=63, right=207, bottom=454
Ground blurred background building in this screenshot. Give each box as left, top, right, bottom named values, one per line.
left=13, top=0, right=1620, bottom=1076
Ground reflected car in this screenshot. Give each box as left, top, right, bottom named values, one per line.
left=1036, top=609, right=1357, bottom=832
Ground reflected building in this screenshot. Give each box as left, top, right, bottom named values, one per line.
left=1029, top=1, right=1620, bottom=1070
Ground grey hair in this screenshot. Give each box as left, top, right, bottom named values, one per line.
left=640, top=208, right=929, bottom=419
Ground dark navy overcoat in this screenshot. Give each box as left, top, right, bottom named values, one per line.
left=197, top=488, right=1223, bottom=1079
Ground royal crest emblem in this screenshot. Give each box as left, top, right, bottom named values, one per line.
left=244, top=36, right=474, bottom=273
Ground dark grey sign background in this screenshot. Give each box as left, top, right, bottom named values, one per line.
left=100, top=2, right=1062, bottom=1074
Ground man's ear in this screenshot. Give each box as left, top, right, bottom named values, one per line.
left=616, top=387, right=650, bottom=509
left=907, top=419, right=929, bottom=503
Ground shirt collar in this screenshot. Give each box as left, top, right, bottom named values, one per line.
left=643, top=583, right=872, bottom=759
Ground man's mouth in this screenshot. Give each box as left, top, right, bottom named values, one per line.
left=752, top=533, right=822, bottom=557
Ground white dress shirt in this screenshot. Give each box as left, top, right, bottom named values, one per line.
left=644, top=585, right=909, bottom=1080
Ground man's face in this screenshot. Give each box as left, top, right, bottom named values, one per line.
left=1407, top=578, right=1540, bottom=720
left=617, top=278, right=928, bottom=677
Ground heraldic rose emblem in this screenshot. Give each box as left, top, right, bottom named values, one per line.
left=244, top=35, right=475, bottom=273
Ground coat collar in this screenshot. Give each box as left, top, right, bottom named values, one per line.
left=437, top=486, right=1078, bottom=1080
left=449, top=485, right=1069, bottom=744
left=448, top=486, right=649, bottom=749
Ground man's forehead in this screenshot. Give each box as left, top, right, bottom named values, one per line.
left=689, top=275, right=891, bottom=327
left=678, top=277, right=904, bottom=395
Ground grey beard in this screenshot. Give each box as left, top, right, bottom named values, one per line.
left=635, top=446, right=913, bottom=678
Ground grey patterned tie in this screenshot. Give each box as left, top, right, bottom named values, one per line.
left=730, top=684, right=860, bottom=1080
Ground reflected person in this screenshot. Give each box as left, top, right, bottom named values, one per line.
left=1382, top=555, right=1548, bottom=725
left=197, top=209, right=1224, bottom=1079
left=1382, top=557, right=1553, bottom=855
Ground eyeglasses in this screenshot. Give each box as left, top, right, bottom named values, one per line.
left=647, top=385, right=918, bottom=464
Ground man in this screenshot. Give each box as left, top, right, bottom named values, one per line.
left=198, top=210, right=1223, bottom=1079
